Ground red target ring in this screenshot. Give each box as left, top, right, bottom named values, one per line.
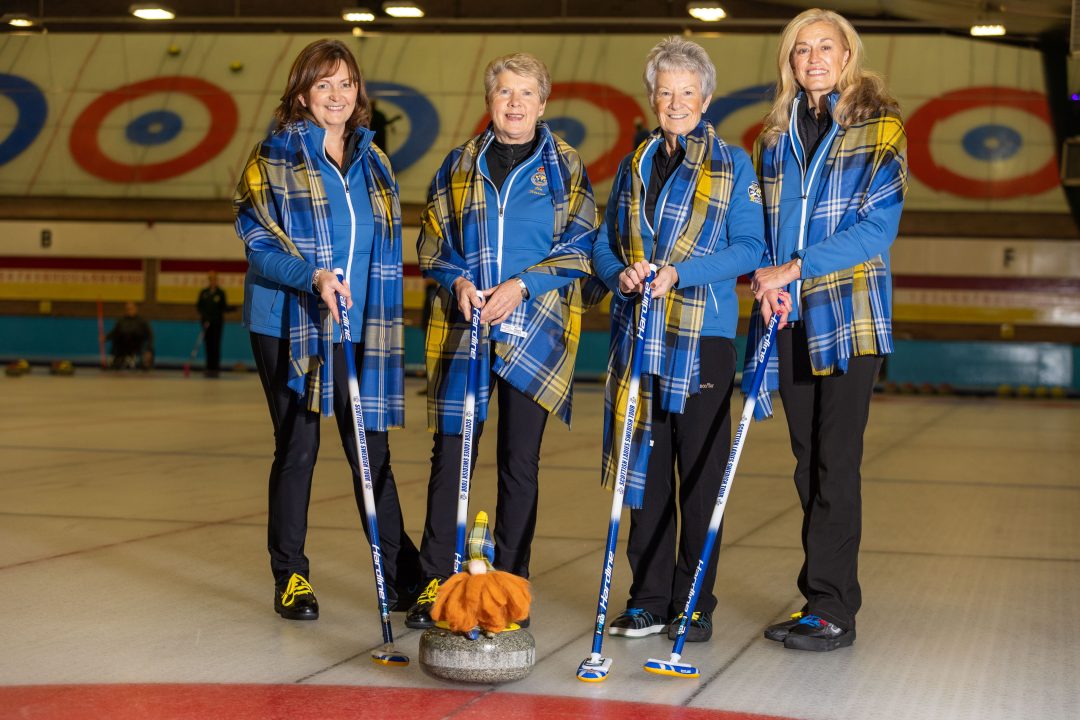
left=70, top=76, right=238, bottom=183
left=906, top=86, right=1057, bottom=199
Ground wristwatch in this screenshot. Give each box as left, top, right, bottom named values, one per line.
left=516, top=278, right=529, bottom=300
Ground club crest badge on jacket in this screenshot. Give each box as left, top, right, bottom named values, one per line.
left=529, top=166, right=548, bottom=196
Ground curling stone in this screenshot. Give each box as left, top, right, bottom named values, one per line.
left=5, top=359, right=30, bottom=377
left=49, top=360, right=75, bottom=376
left=419, top=625, right=535, bottom=683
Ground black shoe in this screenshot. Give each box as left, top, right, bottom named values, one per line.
left=608, top=608, right=667, bottom=637
left=404, top=578, right=440, bottom=629
left=386, top=581, right=423, bottom=613
left=764, top=611, right=806, bottom=642
left=516, top=616, right=530, bottom=629
left=274, top=573, right=319, bottom=621
left=783, top=615, right=855, bottom=651
left=666, top=611, right=712, bottom=642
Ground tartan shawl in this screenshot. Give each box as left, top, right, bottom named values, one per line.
left=743, top=101, right=908, bottom=420
left=601, top=120, right=737, bottom=508
left=418, top=123, right=602, bottom=433
left=233, top=121, right=405, bottom=429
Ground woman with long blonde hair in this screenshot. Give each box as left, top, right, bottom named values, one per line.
left=745, top=9, right=908, bottom=652
left=759, top=8, right=899, bottom=146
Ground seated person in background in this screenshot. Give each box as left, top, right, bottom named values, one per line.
left=107, top=301, right=154, bottom=369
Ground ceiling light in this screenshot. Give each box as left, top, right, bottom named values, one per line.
left=382, top=2, right=424, bottom=18
left=129, top=4, right=176, bottom=21
left=342, top=8, right=375, bottom=22
left=4, top=14, right=35, bottom=27
left=970, top=23, right=1006, bottom=37
left=687, top=2, right=726, bottom=22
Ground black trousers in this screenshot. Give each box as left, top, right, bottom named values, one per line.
left=777, top=324, right=881, bottom=630
left=626, top=337, right=737, bottom=618
left=203, top=319, right=223, bottom=372
left=250, top=332, right=422, bottom=599
left=419, top=365, right=549, bottom=580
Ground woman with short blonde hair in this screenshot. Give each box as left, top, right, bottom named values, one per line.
left=407, top=51, right=600, bottom=629
left=483, top=52, right=552, bottom=104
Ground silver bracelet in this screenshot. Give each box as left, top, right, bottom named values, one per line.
left=311, top=268, right=322, bottom=293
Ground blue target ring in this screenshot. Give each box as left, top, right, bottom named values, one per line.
left=546, top=117, right=586, bottom=148
left=366, top=81, right=439, bottom=173
left=705, top=83, right=773, bottom=126
left=962, top=124, right=1022, bottom=161
left=0, top=74, right=48, bottom=166
left=125, top=110, right=183, bottom=146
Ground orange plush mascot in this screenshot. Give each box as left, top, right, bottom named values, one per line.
left=431, top=511, right=531, bottom=635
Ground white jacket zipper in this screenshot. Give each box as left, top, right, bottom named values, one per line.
left=636, top=137, right=667, bottom=240
left=478, top=137, right=544, bottom=283
left=789, top=97, right=837, bottom=310
left=329, top=162, right=357, bottom=298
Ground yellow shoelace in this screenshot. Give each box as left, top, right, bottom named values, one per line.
left=280, top=573, right=314, bottom=607
left=676, top=612, right=707, bottom=623
left=416, top=578, right=440, bottom=605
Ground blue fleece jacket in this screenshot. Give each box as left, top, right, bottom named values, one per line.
left=770, top=93, right=904, bottom=321
left=594, top=136, right=765, bottom=338
left=425, top=132, right=571, bottom=303
left=243, top=122, right=376, bottom=341
left=423, top=131, right=577, bottom=345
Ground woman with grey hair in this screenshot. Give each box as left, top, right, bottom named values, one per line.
left=592, top=36, right=765, bottom=642
left=408, top=52, right=600, bottom=628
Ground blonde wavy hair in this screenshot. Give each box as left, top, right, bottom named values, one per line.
left=759, top=8, right=899, bottom=146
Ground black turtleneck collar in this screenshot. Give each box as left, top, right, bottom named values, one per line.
left=485, top=132, right=542, bottom=192
left=645, top=139, right=686, bottom=223
left=325, top=129, right=361, bottom=175
left=797, top=98, right=832, bottom=162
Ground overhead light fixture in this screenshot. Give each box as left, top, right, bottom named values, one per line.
left=129, top=4, right=176, bottom=21
left=687, top=2, right=727, bottom=22
left=970, top=23, right=1006, bottom=37
left=382, top=1, right=424, bottom=18
left=3, top=14, right=35, bottom=27
left=342, top=8, right=376, bottom=22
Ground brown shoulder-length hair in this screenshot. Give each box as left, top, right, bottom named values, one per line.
left=759, top=8, right=900, bottom=147
left=274, top=39, right=370, bottom=132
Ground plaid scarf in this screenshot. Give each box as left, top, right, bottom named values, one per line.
left=234, top=121, right=405, bottom=428
left=601, top=120, right=737, bottom=509
left=743, top=105, right=908, bottom=420
left=418, top=123, right=602, bottom=433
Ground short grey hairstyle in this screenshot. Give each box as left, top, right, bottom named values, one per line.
left=484, top=52, right=552, bottom=104
left=642, top=36, right=717, bottom=99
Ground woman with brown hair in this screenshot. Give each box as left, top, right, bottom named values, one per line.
left=746, top=9, right=909, bottom=651
left=234, top=39, right=421, bottom=621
